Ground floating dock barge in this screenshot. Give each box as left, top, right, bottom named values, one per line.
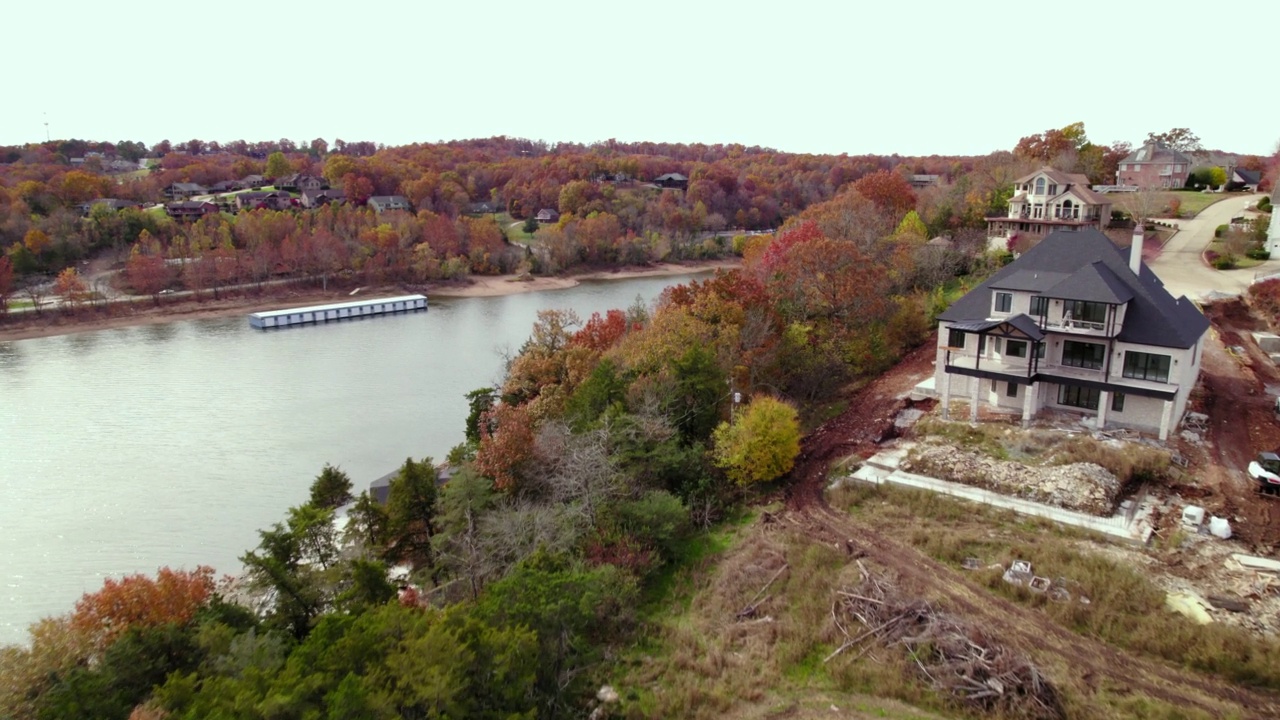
left=248, top=294, right=427, bottom=329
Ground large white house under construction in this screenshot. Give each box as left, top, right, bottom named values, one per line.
left=932, top=228, right=1209, bottom=440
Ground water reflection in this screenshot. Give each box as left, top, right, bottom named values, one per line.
left=0, top=342, right=22, bottom=370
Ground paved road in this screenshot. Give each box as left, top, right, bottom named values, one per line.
left=1147, top=193, right=1278, bottom=300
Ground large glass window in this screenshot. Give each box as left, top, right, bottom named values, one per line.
left=1058, top=385, right=1100, bottom=410
left=948, top=329, right=965, bottom=348
left=994, top=292, right=1012, bottom=313
left=1005, top=340, right=1028, bottom=358
left=1122, top=351, right=1171, bottom=382
left=1112, top=393, right=1126, bottom=412
left=1065, top=300, right=1106, bottom=324
left=1034, top=177, right=1046, bottom=195
left=1061, top=341, right=1105, bottom=369
left=1030, top=295, right=1049, bottom=317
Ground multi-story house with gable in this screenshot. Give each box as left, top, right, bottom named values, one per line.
left=933, top=228, right=1209, bottom=440
left=987, top=168, right=1112, bottom=244
left=1116, top=142, right=1193, bottom=189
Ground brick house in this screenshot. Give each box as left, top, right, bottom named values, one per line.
left=932, top=227, right=1208, bottom=440
left=165, top=201, right=219, bottom=220
left=164, top=182, right=207, bottom=200
left=987, top=168, right=1112, bottom=242
left=1116, top=142, right=1192, bottom=189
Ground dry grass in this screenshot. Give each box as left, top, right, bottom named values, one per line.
left=615, top=523, right=954, bottom=719
left=832, top=482, right=1280, bottom=696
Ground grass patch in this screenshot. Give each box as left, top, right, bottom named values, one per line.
left=1207, top=240, right=1266, bottom=269
left=831, top=483, right=1280, bottom=693
left=640, top=508, right=755, bottom=613
left=1145, top=191, right=1230, bottom=218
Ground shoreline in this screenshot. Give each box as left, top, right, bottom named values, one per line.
left=0, top=259, right=740, bottom=343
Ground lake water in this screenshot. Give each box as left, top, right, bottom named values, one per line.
left=0, top=274, right=702, bottom=645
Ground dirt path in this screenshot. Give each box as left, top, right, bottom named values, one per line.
left=1192, top=299, right=1280, bottom=549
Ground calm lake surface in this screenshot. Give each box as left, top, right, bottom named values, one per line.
left=0, top=274, right=703, bottom=645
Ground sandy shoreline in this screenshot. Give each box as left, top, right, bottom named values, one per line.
left=0, top=260, right=740, bottom=343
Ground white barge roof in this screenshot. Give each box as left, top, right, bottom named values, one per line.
left=248, top=294, right=427, bottom=320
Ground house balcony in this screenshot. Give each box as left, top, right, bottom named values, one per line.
left=943, top=352, right=1035, bottom=379
left=1038, top=361, right=1180, bottom=397
left=1041, top=318, right=1114, bottom=338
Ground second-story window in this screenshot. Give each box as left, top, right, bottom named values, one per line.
left=1122, top=351, right=1171, bottom=382
left=1034, top=178, right=1046, bottom=195
left=947, top=328, right=965, bottom=348
left=994, top=292, right=1012, bottom=313
left=1061, top=340, right=1105, bottom=369
left=1065, top=300, right=1106, bottom=324
left=1030, top=296, right=1049, bottom=316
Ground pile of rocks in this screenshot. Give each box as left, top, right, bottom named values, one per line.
left=903, top=443, right=1121, bottom=516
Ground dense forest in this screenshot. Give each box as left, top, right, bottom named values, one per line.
left=1, top=124, right=1276, bottom=718
left=8, top=122, right=1271, bottom=314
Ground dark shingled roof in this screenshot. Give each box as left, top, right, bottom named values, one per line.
left=938, top=229, right=1208, bottom=349
left=949, top=314, right=1045, bottom=341
left=1042, top=262, right=1134, bottom=304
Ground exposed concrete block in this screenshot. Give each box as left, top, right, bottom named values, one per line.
left=1253, top=332, right=1280, bottom=353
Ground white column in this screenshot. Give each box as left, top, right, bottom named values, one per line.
left=1021, top=382, right=1035, bottom=428
left=1159, top=399, right=1174, bottom=441
left=941, top=372, right=952, bottom=420
left=1097, top=391, right=1110, bottom=430
left=970, top=377, right=981, bottom=422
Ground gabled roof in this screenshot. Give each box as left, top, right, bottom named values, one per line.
left=938, top=229, right=1209, bottom=349
left=1014, top=168, right=1109, bottom=205
left=1122, top=142, right=1192, bottom=166
left=1233, top=168, right=1262, bottom=185
left=1042, top=261, right=1134, bottom=304
left=949, top=314, right=1045, bottom=341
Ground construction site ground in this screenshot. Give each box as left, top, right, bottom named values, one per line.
left=754, top=296, right=1280, bottom=717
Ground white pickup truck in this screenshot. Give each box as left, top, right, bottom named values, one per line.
left=1247, top=452, right=1280, bottom=495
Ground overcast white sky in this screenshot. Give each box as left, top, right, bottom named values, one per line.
left=3, top=1, right=1275, bottom=157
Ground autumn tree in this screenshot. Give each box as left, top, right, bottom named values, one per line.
left=711, top=395, right=801, bottom=486
left=70, top=567, right=216, bottom=653
left=53, top=267, right=89, bottom=308
left=475, top=402, right=537, bottom=491
left=851, top=169, right=917, bottom=219
left=1146, top=127, right=1203, bottom=155
left=0, top=255, right=14, bottom=313
left=125, top=238, right=171, bottom=302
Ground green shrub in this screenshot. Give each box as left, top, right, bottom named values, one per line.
left=1247, top=246, right=1271, bottom=261
left=1212, top=254, right=1237, bottom=270
left=1214, top=224, right=1229, bottom=238
left=1259, top=196, right=1272, bottom=213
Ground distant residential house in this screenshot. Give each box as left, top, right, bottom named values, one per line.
left=104, top=158, right=142, bottom=173
left=241, top=174, right=267, bottom=188
left=1116, top=142, right=1192, bottom=189
left=535, top=208, right=559, bottom=223
left=78, top=198, right=138, bottom=216
left=165, top=201, right=219, bottom=220
left=1228, top=168, right=1262, bottom=193
left=164, top=182, right=207, bottom=200
left=910, top=174, right=941, bottom=188
left=466, top=200, right=500, bottom=214
left=276, top=174, right=326, bottom=192
left=368, top=195, right=411, bottom=213
left=210, top=180, right=242, bottom=193
left=654, top=172, right=688, bottom=189
left=987, top=168, right=1112, bottom=242
left=368, top=464, right=456, bottom=505
left=301, top=188, right=346, bottom=208
left=235, top=191, right=295, bottom=212
left=932, top=228, right=1208, bottom=441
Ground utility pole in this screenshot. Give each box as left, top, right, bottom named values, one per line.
left=43, top=113, right=49, bottom=142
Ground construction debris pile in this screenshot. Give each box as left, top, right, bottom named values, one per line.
left=827, top=562, right=1064, bottom=720
left=903, top=443, right=1120, bottom=515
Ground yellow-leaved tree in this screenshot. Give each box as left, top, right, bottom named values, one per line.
left=712, top=395, right=801, bottom=487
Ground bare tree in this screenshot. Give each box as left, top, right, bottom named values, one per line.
left=536, top=421, right=628, bottom=525
left=1115, top=188, right=1165, bottom=225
